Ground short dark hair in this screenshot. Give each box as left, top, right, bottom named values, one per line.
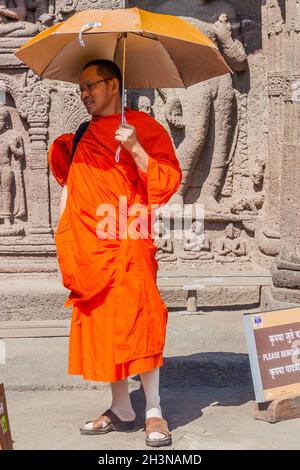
left=82, top=59, right=122, bottom=94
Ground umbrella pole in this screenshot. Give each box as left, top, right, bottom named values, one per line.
left=115, top=32, right=127, bottom=163
left=121, top=32, right=127, bottom=125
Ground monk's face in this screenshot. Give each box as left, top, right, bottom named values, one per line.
left=79, top=65, right=118, bottom=116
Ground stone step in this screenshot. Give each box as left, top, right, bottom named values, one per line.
left=0, top=266, right=270, bottom=321
left=158, top=266, right=271, bottom=278
left=0, top=320, right=70, bottom=338
left=158, top=276, right=270, bottom=287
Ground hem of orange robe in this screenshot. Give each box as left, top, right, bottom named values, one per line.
left=68, top=356, right=164, bottom=383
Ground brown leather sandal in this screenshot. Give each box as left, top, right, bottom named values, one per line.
left=80, top=408, right=136, bottom=435
left=145, top=417, right=172, bottom=447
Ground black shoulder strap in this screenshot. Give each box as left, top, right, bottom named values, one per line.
left=71, top=120, right=90, bottom=161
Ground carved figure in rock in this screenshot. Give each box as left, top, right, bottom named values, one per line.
left=163, top=0, right=248, bottom=212
left=157, top=88, right=184, bottom=129
left=230, top=194, right=265, bottom=216
left=26, top=0, right=55, bottom=29
left=0, top=107, right=25, bottom=229
left=137, top=95, right=152, bottom=115
left=250, top=157, right=265, bottom=187
left=178, top=220, right=213, bottom=260
left=215, top=222, right=247, bottom=262
left=154, top=220, right=177, bottom=262
left=54, top=0, right=76, bottom=22
left=267, top=0, right=285, bottom=35
left=19, top=68, right=50, bottom=121
left=19, top=69, right=40, bottom=118
left=25, top=68, right=40, bottom=88
left=0, top=0, right=41, bottom=36
left=155, top=237, right=177, bottom=262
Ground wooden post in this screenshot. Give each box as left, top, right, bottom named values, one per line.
left=254, top=395, right=300, bottom=423
left=0, top=384, right=13, bottom=450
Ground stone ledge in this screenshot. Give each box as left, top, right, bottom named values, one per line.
left=0, top=276, right=265, bottom=320
left=0, top=278, right=71, bottom=321
left=160, top=285, right=260, bottom=309
left=0, top=320, right=70, bottom=338
left=261, top=285, right=300, bottom=309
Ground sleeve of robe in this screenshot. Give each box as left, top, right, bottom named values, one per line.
left=136, top=123, right=182, bottom=208
left=48, top=133, right=74, bottom=186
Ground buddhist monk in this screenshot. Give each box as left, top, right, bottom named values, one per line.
left=48, top=59, right=182, bottom=447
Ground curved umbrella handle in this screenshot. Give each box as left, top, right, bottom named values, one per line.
left=79, top=22, right=102, bottom=47
left=115, top=143, right=122, bottom=163
left=115, top=115, right=127, bottom=163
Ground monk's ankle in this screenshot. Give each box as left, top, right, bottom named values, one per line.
left=109, top=405, right=136, bottom=422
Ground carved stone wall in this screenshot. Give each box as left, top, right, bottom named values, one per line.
left=128, top=0, right=269, bottom=272
left=0, top=0, right=124, bottom=275
left=0, top=0, right=299, bottom=309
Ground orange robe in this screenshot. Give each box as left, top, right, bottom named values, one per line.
left=48, top=107, right=182, bottom=382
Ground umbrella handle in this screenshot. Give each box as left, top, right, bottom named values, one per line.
left=79, top=22, right=102, bottom=47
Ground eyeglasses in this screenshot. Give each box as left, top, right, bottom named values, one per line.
left=79, top=77, right=113, bottom=94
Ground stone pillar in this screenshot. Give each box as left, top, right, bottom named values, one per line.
left=28, top=119, right=53, bottom=240
left=270, top=0, right=300, bottom=303
left=257, top=0, right=285, bottom=256
left=21, top=78, right=53, bottom=242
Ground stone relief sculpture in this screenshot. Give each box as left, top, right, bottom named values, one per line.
left=157, top=88, right=184, bottom=129
left=0, top=0, right=50, bottom=36
left=229, top=155, right=265, bottom=221
left=54, top=0, right=75, bottom=21
left=161, top=0, right=248, bottom=213
left=154, top=220, right=177, bottom=262
left=26, top=0, right=55, bottom=28
left=19, top=68, right=50, bottom=121
left=251, top=157, right=265, bottom=188
left=61, top=84, right=89, bottom=131
left=137, top=95, right=152, bottom=116
left=24, top=68, right=40, bottom=89
left=178, top=220, right=214, bottom=260
left=155, top=237, right=177, bottom=262
left=0, top=106, right=26, bottom=235
left=0, top=0, right=128, bottom=271
left=215, top=222, right=248, bottom=262
left=230, top=194, right=265, bottom=216
left=54, top=0, right=124, bottom=21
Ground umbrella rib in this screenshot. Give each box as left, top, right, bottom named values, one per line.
left=130, top=31, right=159, bottom=42
left=113, top=32, right=123, bottom=63
left=39, top=59, right=54, bottom=78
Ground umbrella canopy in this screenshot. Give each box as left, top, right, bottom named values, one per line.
left=14, top=7, right=231, bottom=88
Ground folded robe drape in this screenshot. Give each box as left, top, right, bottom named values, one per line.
left=48, top=107, right=182, bottom=382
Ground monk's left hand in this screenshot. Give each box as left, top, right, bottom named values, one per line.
left=115, top=123, right=141, bottom=154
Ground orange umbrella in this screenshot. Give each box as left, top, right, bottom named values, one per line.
left=14, top=7, right=231, bottom=161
